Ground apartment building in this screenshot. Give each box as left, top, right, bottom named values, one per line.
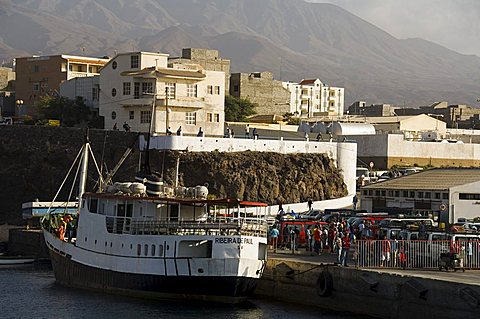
left=15, top=54, right=109, bottom=115
left=283, top=79, right=345, bottom=117
left=99, top=52, right=225, bottom=135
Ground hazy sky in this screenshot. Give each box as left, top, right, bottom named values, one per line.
left=308, top=0, right=480, bottom=57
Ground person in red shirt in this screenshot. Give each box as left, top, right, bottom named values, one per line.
left=341, top=233, right=351, bottom=266
left=313, top=225, right=322, bottom=255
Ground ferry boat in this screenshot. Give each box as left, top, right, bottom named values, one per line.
left=42, top=136, right=269, bottom=303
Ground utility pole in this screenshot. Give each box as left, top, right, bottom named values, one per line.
left=165, top=86, right=169, bottom=135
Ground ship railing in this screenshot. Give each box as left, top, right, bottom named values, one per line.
left=355, top=239, right=480, bottom=269
left=105, top=216, right=268, bottom=237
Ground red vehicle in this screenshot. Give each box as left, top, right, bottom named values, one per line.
left=276, top=220, right=328, bottom=248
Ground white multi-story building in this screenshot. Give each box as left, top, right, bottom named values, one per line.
left=99, top=52, right=225, bottom=135
left=60, top=76, right=100, bottom=110
left=283, top=79, right=344, bottom=117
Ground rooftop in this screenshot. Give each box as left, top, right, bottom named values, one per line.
left=363, top=168, right=480, bottom=190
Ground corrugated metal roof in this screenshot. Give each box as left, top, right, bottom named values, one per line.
left=363, top=169, right=480, bottom=190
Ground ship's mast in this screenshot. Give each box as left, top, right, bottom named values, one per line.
left=78, top=130, right=90, bottom=209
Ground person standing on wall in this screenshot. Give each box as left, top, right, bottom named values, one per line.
left=353, top=194, right=358, bottom=210
left=245, top=124, right=250, bottom=138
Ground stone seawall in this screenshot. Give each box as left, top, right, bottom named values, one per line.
left=8, top=229, right=49, bottom=258
left=257, top=258, right=479, bottom=319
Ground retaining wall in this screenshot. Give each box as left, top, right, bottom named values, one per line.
left=257, top=258, right=480, bottom=319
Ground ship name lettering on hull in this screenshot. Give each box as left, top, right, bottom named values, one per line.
left=215, top=237, right=253, bottom=244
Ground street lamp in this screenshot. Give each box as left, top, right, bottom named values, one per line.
left=15, top=99, right=24, bottom=118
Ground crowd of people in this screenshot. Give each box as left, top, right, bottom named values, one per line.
left=43, top=214, right=77, bottom=242
left=269, top=218, right=361, bottom=267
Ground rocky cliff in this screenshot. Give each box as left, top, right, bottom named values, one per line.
left=0, top=126, right=347, bottom=223
left=155, top=151, right=347, bottom=205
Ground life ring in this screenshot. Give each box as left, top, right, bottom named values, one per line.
left=439, top=203, right=447, bottom=211
left=316, top=270, right=333, bottom=297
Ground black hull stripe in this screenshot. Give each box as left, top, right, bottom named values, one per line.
left=49, top=248, right=258, bottom=303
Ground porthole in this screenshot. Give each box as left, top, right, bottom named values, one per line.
left=111, top=111, right=116, bottom=120
left=95, top=240, right=97, bottom=245
left=112, top=61, right=117, bottom=69
left=110, top=242, right=112, bottom=247
left=105, top=241, right=107, bottom=246
left=198, top=268, right=204, bottom=273
left=122, top=243, right=124, bottom=248
left=112, top=88, right=117, bottom=97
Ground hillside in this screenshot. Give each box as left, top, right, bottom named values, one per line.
left=1, top=0, right=479, bottom=106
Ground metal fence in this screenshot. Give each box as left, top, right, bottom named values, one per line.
left=355, top=240, right=480, bottom=269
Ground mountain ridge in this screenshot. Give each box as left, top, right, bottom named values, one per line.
left=1, top=0, right=479, bottom=106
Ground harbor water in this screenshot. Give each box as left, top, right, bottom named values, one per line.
left=0, top=266, right=365, bottom=319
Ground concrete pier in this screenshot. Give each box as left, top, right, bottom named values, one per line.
left=257, top=252, right=480, bottom=319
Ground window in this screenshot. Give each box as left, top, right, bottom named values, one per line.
left=33, top=65, right=39, bottom=73
left=187, top=84, right=197, bottom=97
left=425, top=192, right=431, bottom=199
left=158, top=244, right=164, bottom=256
left=89, top=199, right=98, bottom=213
left=92, top=87, right=98, bottom=101
left=33, top=83, right=40, bottom=91
left=140, top=110, right=151, bottom=124
left=459, top=193, right=480, bottom=200
left=129, top=111, right=134, bottom=120
left=123, top=82, right=131, bottom=95
left=151, top=245, right=156, bottom=256
left=233, top=85, right=239, bottom=92
left=186, top=112, right=196, bottom=125
left=215, top=86, right=220, bottom=95
left=131, top=55, right=139, bottom=69
left=442, top=193, right=449, bottom=200
left=381, top=190, right=386, bottom=196
left=394, top=191, right=400, bottom=197
left=111, top=88, right=117, bottom=97
left=207, top=85, right=213, bottom=94
left=134, top=82, right=140, bottom=99
left=375, top=190, right=380, bottom=196
left=434, top=192, right=441, bottom=199
left=111, top=111, right=116, bottom=120
left=165, top=83, right=176, bottom=99
left=207, top=113, right=213, bottom=122
left=214, top=113, right=220, bottom=123
left=418, top=192, right=423, bottom=198
left=387, top=190, right=393, bottom=197
left=142, top=82, right=153, bottom=95
left=112, top=61, right=117, bottom=69
left=144, top=244, right=148, bottom=256
left=363, top=190, right=368, bottom=196
left=409, top=191, right=415, bottom=198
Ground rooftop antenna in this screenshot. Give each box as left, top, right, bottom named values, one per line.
left=82, top=47, right=86, bottom=56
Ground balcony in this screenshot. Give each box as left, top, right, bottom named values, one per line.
left=156, top=96, right=206, bottom=109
